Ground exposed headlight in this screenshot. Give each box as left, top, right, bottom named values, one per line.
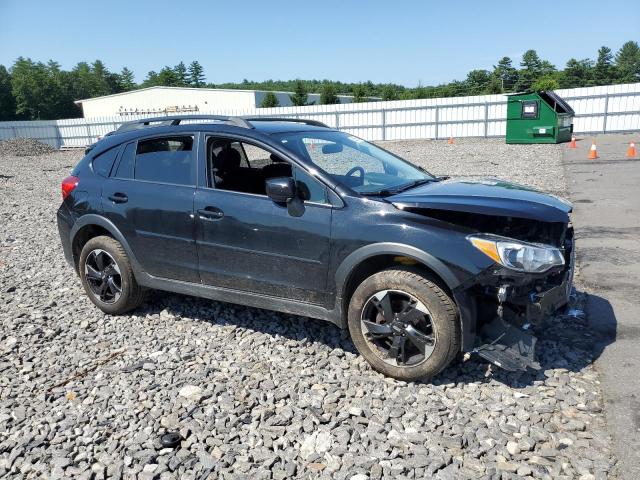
left=468, top=235, right=565, bottom=273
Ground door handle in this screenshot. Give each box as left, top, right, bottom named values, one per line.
left=197, top=207, right=224, bottom=220
left=108, top=192, right=128, bottom=204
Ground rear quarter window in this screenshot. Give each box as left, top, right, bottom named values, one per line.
left=92, top=147, right=120, bottom=177
left=114, top=142, right=136, bottom=179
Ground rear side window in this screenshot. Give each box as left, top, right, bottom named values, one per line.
left=114, top=142, right=136, bottom=179
left=135, top=136, right=195, bottom=186
left=92, top=147, right=119, bottom=177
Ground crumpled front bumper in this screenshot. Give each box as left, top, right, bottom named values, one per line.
left=460, top=239, right=575, bottom=371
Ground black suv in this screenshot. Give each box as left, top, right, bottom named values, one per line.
left=57, top=116, right=574, bottom=381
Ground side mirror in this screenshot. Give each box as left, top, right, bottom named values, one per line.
left=266, top=177, right=296, bottom=203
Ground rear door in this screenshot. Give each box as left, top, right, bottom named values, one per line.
left=101, top=134, right=199, bottom=282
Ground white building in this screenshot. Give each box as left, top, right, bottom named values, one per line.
left=75, top=86, right=359, bottom=118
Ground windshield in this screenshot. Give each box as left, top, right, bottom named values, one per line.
left=274, top=131, right=433, bottom=194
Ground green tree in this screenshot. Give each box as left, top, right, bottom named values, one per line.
left=119, top=67, right=136, bottom=91
left=515, top=50, right=545, bottom=91
left=485, top=76, right=503, bottom=94
left=188, top=61, right=205, bottom=87
left=142, top=70, right=159, bottom=87
left=493, top=56, right=518, bottom=91
left=351, top=83, right=369, bottom=102
left=289, top=79, right=308, bottom=106
left=532, top=74, right=560, bottom=91
left=381, top=84, right=400, bottom=101
left=0, top=65, right=16, bottom=120
left=560, top=59, right=593, bottom=88
left=91, top=60, right=119, bottom=96
left=615, top=41, right=640, bottom=83
left=10, top=57, right=56, bottom=119
left=157, top=66, right=179, bottom=86
left=465, top=69, right=491, bottom=94
left=260, top=91, right=280, bottom=108
left=320, top=82, right=339, bottom=104
left=173, top=62, right=188, bottom=87
left=592, top=46, right=615, bottom=85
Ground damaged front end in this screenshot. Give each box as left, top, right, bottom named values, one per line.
left=459, top=218, right=575, bottom=371
left=388, top=178, right=575, bottom=371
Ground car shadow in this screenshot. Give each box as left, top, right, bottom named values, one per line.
left=431, top=291, right=617, bottom=388
left=137, top=289, right=615, bottom=387
left=137, top=291, right=359, bottom=354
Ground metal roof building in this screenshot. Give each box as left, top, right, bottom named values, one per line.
left=74, top=86, right=357, bottom=118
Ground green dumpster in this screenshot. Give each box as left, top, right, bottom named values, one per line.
left=505, top=90, right=574, bottom=144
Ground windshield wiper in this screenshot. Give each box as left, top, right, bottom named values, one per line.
left=359, top=177, right=439, bottom=197
left=391, top=178, right=438, bottom=193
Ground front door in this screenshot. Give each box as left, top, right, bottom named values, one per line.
left=194, top=137, right=332, bottom=304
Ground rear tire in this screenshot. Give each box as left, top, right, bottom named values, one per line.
left=78, top=235, right=146, bottom=315
left=348, top=267, right=460, bottom=381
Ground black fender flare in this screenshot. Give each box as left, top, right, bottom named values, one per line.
left=335, top=242, right=477, bottom=349
left=70, top=214, right=143, bottom=274
left=335, top=242, right=461, bottom=294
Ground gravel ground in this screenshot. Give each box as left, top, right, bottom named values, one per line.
left=0, top=138, right=55, bottom=157
left=0, top=140, right=615, bottom=479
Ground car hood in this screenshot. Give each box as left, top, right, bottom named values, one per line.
left=388, top=177, right=572, bottom=223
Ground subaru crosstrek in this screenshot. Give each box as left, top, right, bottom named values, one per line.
left=57, top=116, right=574, bottom=381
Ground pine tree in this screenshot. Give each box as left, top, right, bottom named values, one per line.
left=561, top=59, right=593, bottom=88
left=320, top=83, right=339, bottom=104
left=592, top=46, right=615, bottom=85
left=615, top=41, right=640, bottom=83
left=289, top=79, right=308, bottom=106
left=173, top=62, right=187, bottom=87
left=260, top=91, right=280, bottom=108
left=157, top=66, right=179, bottom=86
left=493, top=57, right=518, bottom=91
left=119, top=67, right=136, bottom=91
left=515, top=50, right=552, bottom=91
left=188, top=61, right=205, bottom=87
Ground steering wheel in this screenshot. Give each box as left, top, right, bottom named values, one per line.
left=346, top=166, right=365, bottom=181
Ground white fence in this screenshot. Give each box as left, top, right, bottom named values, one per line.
left=1, top=83, right=639, bottom=148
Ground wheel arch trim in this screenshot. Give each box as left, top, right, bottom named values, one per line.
left=335, top=242, right=461, bottom=295
left=70, top=215, right=143, bottom=274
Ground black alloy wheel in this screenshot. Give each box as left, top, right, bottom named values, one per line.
left=84, top=248, right=122, bottom=304
left=360, top=289, right=437, bottom=367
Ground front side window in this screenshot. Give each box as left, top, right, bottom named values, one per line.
left=134, top=136, right=195, bottom=186
left=274, top=131, right=433, bottom=195
left=207, top=137, right=327, bottom=203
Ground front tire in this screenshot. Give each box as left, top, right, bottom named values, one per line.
left=348, top=267, right=460, bottom=381
left=78, top=235, right=146, bottom=315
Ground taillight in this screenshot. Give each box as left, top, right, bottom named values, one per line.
left=61, top=175, right=79, bottom=200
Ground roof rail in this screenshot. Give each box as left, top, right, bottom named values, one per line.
left=114, top=114, right=330, bottom=135
left=241, top=116, right=330, bottom=128
left=115, top=115, right=252, bottom=133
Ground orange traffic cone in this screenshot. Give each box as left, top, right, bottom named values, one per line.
left=626, top=141, right=637, bottom=158
left=568, top=135, right=577, bottom=148
left=447, top=136, right=454, bottom=144
left=588, top=141, right=598, bottom=160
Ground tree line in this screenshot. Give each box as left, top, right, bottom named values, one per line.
left=1, top=41, right=638, bottom=120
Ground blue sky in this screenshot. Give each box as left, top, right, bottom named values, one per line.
left=1, top=0, right=638, bottom=87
